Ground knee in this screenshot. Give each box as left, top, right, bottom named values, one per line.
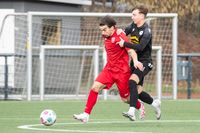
left=91, top=88, right=100, bottom=93
left=129, top=74, right=139, bottom=84
left=91, top=81, right=105, bottom=93
left=130, top=69, right=143, bottom=83
left=128, top=80, right=138, bottom=90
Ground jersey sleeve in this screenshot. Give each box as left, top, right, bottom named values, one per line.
left=124, top=28, right=152, bottom=51
left=119, top=32, right=131, bottom=51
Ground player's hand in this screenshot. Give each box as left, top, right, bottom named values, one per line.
left=116, top=37, right=125, bottom=47
left=133, top=60, right=144, bottom=71
left=116, top=29, right=125, bottom=35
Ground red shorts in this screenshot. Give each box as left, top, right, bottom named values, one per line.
left=95, top=67, right=131, bottom=99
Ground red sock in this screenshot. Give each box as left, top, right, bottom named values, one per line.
left=136, top=100, right=141, bottom=109
left=84, top=89, right=98, bottom=114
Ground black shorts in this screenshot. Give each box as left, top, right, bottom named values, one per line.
left=131, top=61, right=153, bottom=86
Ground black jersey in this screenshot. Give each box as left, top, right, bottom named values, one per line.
left=124, top=22, right=152, bottom=63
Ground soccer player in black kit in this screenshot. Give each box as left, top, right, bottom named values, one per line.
left=117, top=5, right=161, bottom=121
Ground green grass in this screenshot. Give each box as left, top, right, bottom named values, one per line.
left=0, top=100, right=200, bottom=133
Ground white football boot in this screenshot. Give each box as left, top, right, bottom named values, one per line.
left=73, top=112, right=89, bottom=123
left=122, top=107, right=136, bottom=121
left=152, top=99, right=161, bottom=120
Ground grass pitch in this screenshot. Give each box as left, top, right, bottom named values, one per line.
left=0, top=100, right=200, bottom=133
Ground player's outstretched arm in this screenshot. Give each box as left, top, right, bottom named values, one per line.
left=117, top=29, right=151, bottom=51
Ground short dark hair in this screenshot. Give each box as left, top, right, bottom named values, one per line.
left=99, top=15, right=116, bottom=28
left=132, top=5, right=148, bottom=17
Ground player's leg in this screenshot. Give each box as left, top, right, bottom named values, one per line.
left=119, top=73, right=145, bottom=120
left=121, top=96, right=145, bottom=120
left=124, top=69, right=143, bottom=121
left=138, top=85, right=161, bottom=120
left=137, top=62, right=161, bottom=120
left=138, top=77, right=154, bottom=105
left=117, top=70, right=143, bottom=121
left=138, top=85, right=153, bottom=105
left=73, top=81, right=106, bottom=123
left=121, top=96, right=142, bottom=109
left=116, top=71, right=142, bottom=110
left=73, top=69, right=113, bottom=123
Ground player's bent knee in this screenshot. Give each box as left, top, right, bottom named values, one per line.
left=129, top=75, right=139, bottom=84
left=91, top=88, right=100, bottom=93
left=130, top=69, right=143, bottom=83
left=91, top=81, right=106, bottom=92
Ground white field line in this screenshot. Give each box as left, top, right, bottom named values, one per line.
left=18, top=121, right=151, bottom=133
left=18, top=125, right=151, bottom=133
left=17, top=120, right=200, bottom=133
left=90, top=119, right=200, bottom=123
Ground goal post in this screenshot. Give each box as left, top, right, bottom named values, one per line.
left=154, top=46, right=162, bottom=100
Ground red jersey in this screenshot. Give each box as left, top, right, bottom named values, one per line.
left=95, top=29, right=131, bottom=98
left=104, top=29, right=130, bottom=73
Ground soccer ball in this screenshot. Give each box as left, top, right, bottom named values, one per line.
left=40, top=109, right=56, bottom=126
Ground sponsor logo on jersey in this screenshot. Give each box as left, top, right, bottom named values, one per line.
left=111, top=37, right=115, bottom=43
left=139, top=31, right=143, bottom=35
left=130, top=36, right=139, bottom=44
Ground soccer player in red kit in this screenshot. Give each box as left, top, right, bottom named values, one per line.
left=73, top=15, right=144, bottom=123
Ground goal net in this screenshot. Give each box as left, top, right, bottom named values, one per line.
left=39, top=45, right=99, bottom=100
left=0, top=12, right=28, bottom=100
left=0, top=12, right=177, bottom=100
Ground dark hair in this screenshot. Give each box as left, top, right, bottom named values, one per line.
left=99, top=15, right=116, bottom=28
left=132, top=5, right=148, bottom=17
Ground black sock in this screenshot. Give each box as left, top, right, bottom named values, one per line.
left=129, top=80, right=138, bottom=108
left=139, top=91, right=153, bottom=104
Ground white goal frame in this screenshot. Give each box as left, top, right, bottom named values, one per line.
left=153, top=46, right=162, bottom=100
left=39, top=45, right=162, bottom=101
left=39, top=45, right=99, bottom=101
left=26, top=12, right=177, bottom=100
left=0, top=12, right=177, bottom=100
